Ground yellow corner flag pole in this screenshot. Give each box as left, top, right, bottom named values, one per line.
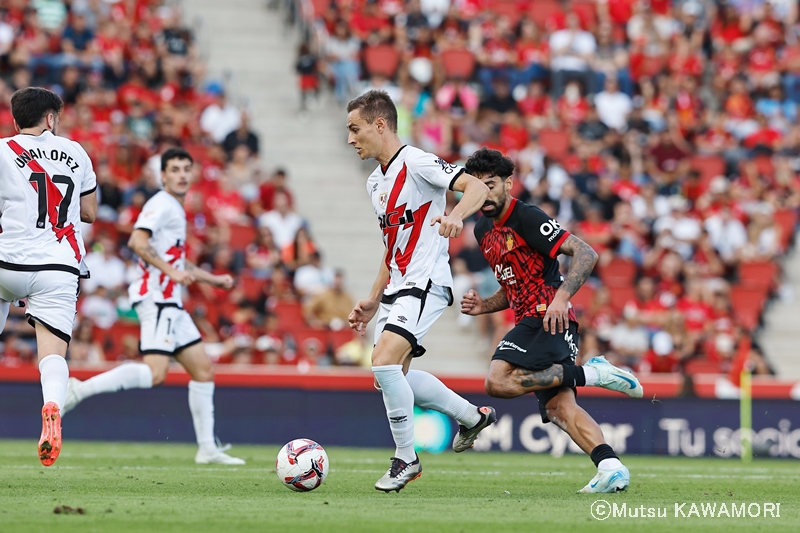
left=740, top=369, right=752, bottom=463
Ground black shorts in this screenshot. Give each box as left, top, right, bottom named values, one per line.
left=492, top=317, right=580, bottom=423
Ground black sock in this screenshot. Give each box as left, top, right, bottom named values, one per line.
left=590, top=444, right=619, bottom=467
left=561, top=365, right=586, bottom=388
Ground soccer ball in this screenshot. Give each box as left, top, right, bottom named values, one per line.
left=275, top=438, right=329, bottom=492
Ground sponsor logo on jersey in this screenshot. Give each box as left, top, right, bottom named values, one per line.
left=434, top=157, right=458, bottom=174
left=539, top=218, right=563, bottom=242
left=505, top=233, right=514, bottom=251
left=378, top=208, right=416, bottom=229
left=494, top=263, right=515, bottom=285
left=397, top=315, right=407, bottom=324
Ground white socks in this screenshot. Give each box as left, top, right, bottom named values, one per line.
left=188, top=380, right=216, bottom=454
left=598, top=458, right=623, bottom=470
left=583, top=366, right=599, bottom=387
left=373, top=365, right=416, bottom=463
left=39, top=354, right=69, bottom=410
left=77, top=363, right=153, bottom=401
left=405, top=369, right=481, bottom=428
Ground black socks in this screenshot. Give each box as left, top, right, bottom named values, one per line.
left=590, top=444, right=619, bottom=467
left=561, top=365, right=586, bottom=388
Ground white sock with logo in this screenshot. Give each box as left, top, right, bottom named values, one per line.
left=405, top=369, right=481, bottom=428
left=373, top=365, right=416, bottom=463
left=188, top=381, right=217, bottom=454
left=39, top=354, right=69, bottom=410
left=78, top=363, right=153, bottom=400
left=583, top=366, right=599, bottom=387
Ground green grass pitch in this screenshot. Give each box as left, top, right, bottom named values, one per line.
left=0, top=439, right=798, bottom=533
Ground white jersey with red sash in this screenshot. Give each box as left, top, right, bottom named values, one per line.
left=128, top=191, right=187, bottom=306
left=0, top=131, right=96, bottom=277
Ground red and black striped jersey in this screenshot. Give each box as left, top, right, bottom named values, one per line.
left=475, top=198, right=576, bottom=324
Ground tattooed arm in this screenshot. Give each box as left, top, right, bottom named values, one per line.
left=128, top=229, right=194, bottom=285
left=542, top=234, right=598, bottom=334
left=460, top=287, right=510, bottom=315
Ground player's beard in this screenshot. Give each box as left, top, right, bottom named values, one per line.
left=480, top=195, right=505, bottom=219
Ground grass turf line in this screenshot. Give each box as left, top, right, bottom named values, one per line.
left=0, top=439, right=798, bottom=533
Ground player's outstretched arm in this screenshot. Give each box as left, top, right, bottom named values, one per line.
left=430, top=173, right=488, bottom=238
left=543, top=234, right=599, bottom=334
left=348, top=258, right=389, bottom=333
left=128, top=229, right=195, bottom=286
left=185, top=261, right=234, bottom=289
left=460, top=288, right=509, bottom=316
left=80, top=190, right=97, bottom=223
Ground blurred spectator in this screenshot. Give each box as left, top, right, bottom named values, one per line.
left=223, top=111, right=260, bottom=159
left=259, top=191, right=304, bottom=248
left=295, top=41, right=319, bottom=112
left=594, top=77, right=633, bottom=132
left=67, top=318, right=105, bottom=365
left=324, top=20, right=361, bottom=104
left=257, top=168, right=295, bottom=214
left=303, top=270, right=355, bottom=329
left=294, top=251, right=335, bottom=299
left=639, top=331, right=682, bottom=374
left=200, top=84, right=241, bottom=142
left=82, top=235, right=127, bottom=295
left=549, top=13, right=596, bottom=98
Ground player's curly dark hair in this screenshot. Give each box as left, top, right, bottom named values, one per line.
left=464, top=147, right=515, bottom=179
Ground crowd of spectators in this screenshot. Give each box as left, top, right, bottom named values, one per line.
left=301, top=0, right=800, bottom=376
left=0, top=0, right=366, bottom=370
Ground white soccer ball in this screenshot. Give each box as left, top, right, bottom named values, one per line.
left=275, top=438, right=329, bottom=492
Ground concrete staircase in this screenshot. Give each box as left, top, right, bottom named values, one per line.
left=181, top=0, right=489, bottom=374
left=758, top=246, right=800, bottom=379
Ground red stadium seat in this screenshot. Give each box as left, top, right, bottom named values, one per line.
left=774, top=209, right=798, bottom=249
left=607, top=285, right=636, bottom=315
left=730, top=286, right=769, bottom=330
left=600, top=258, right=637, bottom=288
left=239, top=275, right=267, bottom=301
left=101, top=321, right=141, bottom=359
left=569, top=284, right=595, bottom=314
left=538, top=128, right=570, bottom=161
left=328, top=328, right=356, bottom=350
left=527, top=1, right=564, bottom=31
left=488, top=3, right=522, bottom=26
left=689, top=155, right=725, bottom=181
left=737, top=261, right=778, bottom=291
left=572, top=1, right=598, bottom=30
left=272, top=301, right=306, bottom=330
left=292, top=328, right=329, bottom=356
left=228, top=223, right=257, bottom=251
left=364, top=44, right=401, bottom=78
left=440, top=48, right=476, bottom=80
left=684, top=358, right=722, bottom=375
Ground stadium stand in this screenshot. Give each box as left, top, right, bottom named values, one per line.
left=0, top=0, right=798, bottom=380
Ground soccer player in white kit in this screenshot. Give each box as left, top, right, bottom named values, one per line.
left=63, top=148, right=244, bottom=465
left=0, top=87, right=98, bottom=466
left=346, top=90, right=497, bottom=492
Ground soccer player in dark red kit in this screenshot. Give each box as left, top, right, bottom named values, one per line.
left=460, top=148, right=643, bottom=493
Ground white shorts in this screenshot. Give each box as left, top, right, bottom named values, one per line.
left=134, top=298, right=201, bottom=356
left=373, top=282, right=453, bottom=357
left=0, top=268, right=79, bottom=343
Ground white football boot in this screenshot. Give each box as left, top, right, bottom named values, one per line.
left=578, top=465, right=630, bottom=493
left=375, top=456, right=422, bottom=492
left=584, top=356, right=643, bottom=398
left=195, top=447, right=246, bottom=465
